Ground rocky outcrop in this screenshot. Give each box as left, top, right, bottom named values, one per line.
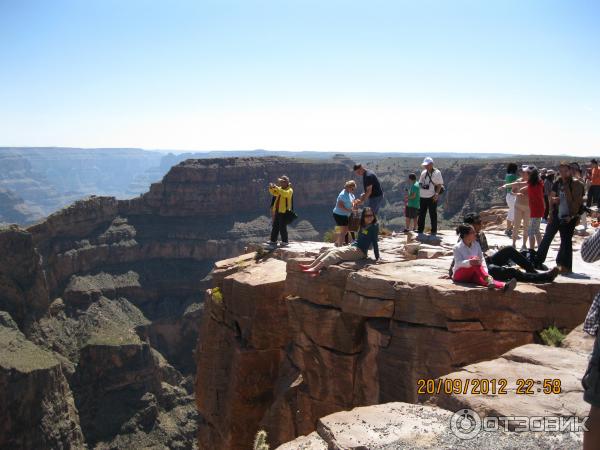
left=0, top=156, right=353, bottom=448
left=428, top=324, right=594, bottom=422
left=195, top=229, right=600, bottom=449
left=277, top=402, right=583, bottom=449
left=0, top=311, right=85, bottom=449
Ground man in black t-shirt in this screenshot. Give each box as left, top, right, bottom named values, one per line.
left=353, top=164, right=384, bottom=214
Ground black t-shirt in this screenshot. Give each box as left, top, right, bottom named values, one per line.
left=363, top=170, right=383, bottom=197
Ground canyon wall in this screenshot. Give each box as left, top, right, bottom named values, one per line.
left=0, top=157, right=351, bottom=448
left=195, top=234, right=600, bottom=449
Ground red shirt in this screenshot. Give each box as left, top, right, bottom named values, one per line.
left=528, top=181, right=545, bottom=218
left=592, top=167, right=600, bottom=186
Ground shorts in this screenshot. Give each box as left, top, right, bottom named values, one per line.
left=528, top=217, right=541, bottom=237
left=406, top=206, right=419, bottom=219
left=583, top=334, right=600, bottom=407
left=506, top=193, right=516, bottom=222
left=333, top=213, right=349, bottom=226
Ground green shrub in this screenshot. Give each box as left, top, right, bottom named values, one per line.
left=253, top=430, right=269, bottom=450
left=539, top=325, right=565, bottom=347
left=210, top=287, right=223, bottom=304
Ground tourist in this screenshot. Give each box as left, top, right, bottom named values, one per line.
left=504, top=163, right=519, bottom=236
left=267, top=175, right=293, bottom=247
left=572, top=163, right=589, bottom=230
left=581, top=224, right=600, bottom=450
left=525, top=167, right=545, bottom=251
left=332, top=180, right=357, bottom=247
left=534, top=162, right=585, bottom=273
left=417, top=157, right=444, bottom=237
left=451, top=213, right=559, bottom=283
left=452, top=223, right=517, bottom=292
left=543, top=169, right=555, bottom=222
left=300, top=208, right=379, bottom=276
left=404, top=173, right=420, bottom=233
left=589, top=159, right=600, bottom=210
left=353, top=164, right=384, bottom=214
left=502, top=165, right=531, bottom=250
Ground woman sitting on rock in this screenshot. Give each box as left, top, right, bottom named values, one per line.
left=452, top=223, right=517, bottom=292
left=300, top=208, right=379, bottom=276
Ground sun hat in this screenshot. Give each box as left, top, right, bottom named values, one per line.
left=421, top=157, right=434, bottom=166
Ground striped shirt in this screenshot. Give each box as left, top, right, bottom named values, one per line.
left=582, top=229, right=600, bottom=336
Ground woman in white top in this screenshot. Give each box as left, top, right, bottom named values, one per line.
left=452, top=224, right=517, bottom=292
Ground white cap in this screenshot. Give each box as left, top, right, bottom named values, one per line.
left=421, top=157, right=434, bottom=166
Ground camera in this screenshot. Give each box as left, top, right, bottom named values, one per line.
left=419, top=182, right=430, bottom=190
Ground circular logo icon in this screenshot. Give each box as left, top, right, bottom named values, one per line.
left=450, top=408, right=482, bottom=440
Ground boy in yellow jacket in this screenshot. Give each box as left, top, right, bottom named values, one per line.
left=268, top=175, right=293, bottom=247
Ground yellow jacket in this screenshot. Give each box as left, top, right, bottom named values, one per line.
left=269, top=185, right=294, bottom=213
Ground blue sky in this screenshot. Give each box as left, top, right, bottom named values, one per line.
left=0, top=0, right=599, bottom=155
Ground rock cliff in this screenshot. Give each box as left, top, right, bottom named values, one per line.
left=0, top=156, right=351, bottom=448
left=195, top=229, right=600, bottom=449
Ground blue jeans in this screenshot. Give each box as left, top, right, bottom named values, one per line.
left=367, top=195, right=384, bottom=214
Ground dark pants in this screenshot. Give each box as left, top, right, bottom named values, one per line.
left=535, top=215, right=577, bottom=270
left=487, top=264, right=554, bottom=283
left=588, top=185, right=600, bottom=208
left=543, top=195, right=550, bottom=220
left=418, top=197, right=438, bottom=234
left=488, top=246, right=536, bottom=273
left=270, top=213, right=288, bottom=243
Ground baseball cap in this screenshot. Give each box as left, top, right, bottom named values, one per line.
left=421, top=157, right=434, bottom=166
left=547, top=169, right=555, bottom=175
left=279, top=175, right=290, bottom=183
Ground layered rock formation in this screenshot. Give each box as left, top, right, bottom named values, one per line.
left=277, top=401, right=583, bottom=449
left=0, top=157, right=351, bottom=448
left=195, top=229, right=600, bottom=449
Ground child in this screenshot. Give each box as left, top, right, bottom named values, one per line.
left=404, top=173, right=420, bottom=233
left=300, top=208, right=379, bottom=276
left=452, top=224, right=517, bottom=292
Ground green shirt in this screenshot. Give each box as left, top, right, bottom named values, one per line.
left=505, top=174, right=517, bottom=194
left=408, top=182, right=420, bottom=208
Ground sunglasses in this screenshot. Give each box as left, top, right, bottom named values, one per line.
left=364, top=214, right=374, bottom=217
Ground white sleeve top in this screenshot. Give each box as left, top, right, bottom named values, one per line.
left=452, top=239, right=487, bottom=276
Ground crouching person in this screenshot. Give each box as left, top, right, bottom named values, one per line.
left=452, top=224, right=517, bottom=292
left=300, top=208, right=379, bottom=276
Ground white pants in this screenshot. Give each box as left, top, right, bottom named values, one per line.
left=506, top=193, right=516, bottom=222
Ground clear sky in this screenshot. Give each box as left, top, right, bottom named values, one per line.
left=1, top=0, right=599, bottom=155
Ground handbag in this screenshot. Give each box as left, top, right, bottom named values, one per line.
left=283, top=196, right=298, bottom=225
left=348, top=210, right=361, bottom=232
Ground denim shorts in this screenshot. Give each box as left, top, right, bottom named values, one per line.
left=583, top=334, right=600, bottom=408
left=528, top=217, right=541, bottom=237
